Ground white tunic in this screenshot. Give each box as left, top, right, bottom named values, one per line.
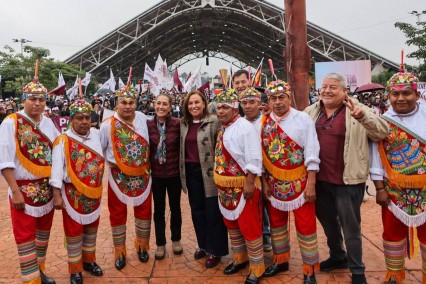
left=0, top=110, right=60, bottom=216
left=218, top=116, right=263, bottom=220
left=222, top=116, right=263, bottom=176
left=99, top=112, right=151, bottom=206
left=50, top=129, right=103, bottom=225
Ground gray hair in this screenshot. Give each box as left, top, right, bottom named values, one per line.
left=323, top=73, right=347, bottom=89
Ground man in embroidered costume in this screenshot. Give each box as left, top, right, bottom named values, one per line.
left=240, top=86, right=273, bottom=253
left=0, top=69, right=59, bottom=284
left=260, top=80, right=320, bottom=284
left=100, top=83, right=152, bottom=270
left=50, top=98, right=104, bottom=284
left=370, top=72, right=426, bottom=284
left=214, top=89, right=265, bottom=284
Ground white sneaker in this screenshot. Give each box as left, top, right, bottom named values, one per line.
left=172, top=241, right=183, bottom=255
left=155, top=246, right=165, bottom=260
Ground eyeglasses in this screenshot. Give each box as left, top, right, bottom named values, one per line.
left=315, top=112, right=336, bottom=130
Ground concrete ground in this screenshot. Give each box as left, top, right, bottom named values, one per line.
left=0, top=175, right=422, bottom=283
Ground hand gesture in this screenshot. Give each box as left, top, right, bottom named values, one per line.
left=53, top=189, right=66, bottom=210
left=303, top=181, right=316, bottom=203
left=11, top=190, right=25, bottom=210
left=262, top=180, right=271, bottom=200
left=343, top=95, right=365, bottom=119
left=375, top=190, right=390, bottom=207
left=260, top=103, right=271, bottom=116
left=243, top=181, right=254, bottom=200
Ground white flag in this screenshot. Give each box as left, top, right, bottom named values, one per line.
left=97, top=69, right=116, bottom=93
left=57, top=72, right=65, bottom=87
left=143, top=63, right=160, bottom=95
left=81, top=72, right=91, bottom=87
left=119, top=78, right=125, bottom=89
left=153, top=54, right=163, bottom=76
left=66, top=77, right=79, bottom=100
left=143, top=63, right=155, bottom=83
left=184, top=65, right=202, bottom=92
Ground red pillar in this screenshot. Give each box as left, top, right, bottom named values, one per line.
left=284, top=0, right=310, bottom=111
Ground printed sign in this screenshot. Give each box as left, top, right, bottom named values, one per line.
left=52, top=116, right=70, bottom=133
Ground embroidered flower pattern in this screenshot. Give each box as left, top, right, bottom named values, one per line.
left=112, top=170, right=148, bottom=197
left=18, top=124, right=37, bottom=146
left=114, top=121, right=148, bottom=167
left=68, top=187, right=99, bottom=213
left=262, top=117, right=304, bottom=167
left=71, top=145, right=104, bottom=186
left=126, top=141, right=142, bottom=160
left=20, top=179, right=52, bottom=204
left=17, top=121, right=52, bottom=166
left=268, top=174, right=305, bottom=201
left=218, top=187, right=241, bottom=209
left=214, top=128, right=244, bottom=177
left=383, top=124, right=426, bottom=218
left=392, top=188, right=425, bottom=216
left=383, top=126, right=425, bottom=174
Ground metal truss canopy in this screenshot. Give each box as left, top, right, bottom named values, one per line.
left=65, top=0, right=399, bottom=80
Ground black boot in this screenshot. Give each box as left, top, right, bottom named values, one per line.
left=114, top=254, right=126, bottom=270
left=137, top=248, right=149, bottom=262
left=70, top=272, right=82, bottom=284
left=304, top=272, right=317, bottom=284
left=40, top=270, right=56, bottom=284
left=263, top=262, right=289, bottom=277
left=245, top=273, right=260, bottom=284
left=83, top=262, right=103, bottom=276
left=223, top=261, right=249, bottom=275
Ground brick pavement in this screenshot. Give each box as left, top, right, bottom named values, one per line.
left=0, top=175, right=422, bottom=283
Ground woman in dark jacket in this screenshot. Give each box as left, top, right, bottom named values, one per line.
left=180, top=90, right=228, bottom=268
left=148, top=94, right=182, bottom=260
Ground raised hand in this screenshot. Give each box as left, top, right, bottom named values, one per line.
left=343, top=95, right=365, bottom=119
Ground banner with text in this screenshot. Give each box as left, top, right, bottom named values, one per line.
left=315, top=60, right=372, bottom=92
left=418, top=82, right=426, bottom=106
left=52, top=116, right=70, bottom=134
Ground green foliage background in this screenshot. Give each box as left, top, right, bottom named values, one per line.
left=0, top=45, right=99, bottom=98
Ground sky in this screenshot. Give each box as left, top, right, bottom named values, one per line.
left=1, top=0, right=425, bottom=76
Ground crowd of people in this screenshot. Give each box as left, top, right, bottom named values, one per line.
left=0, top=64, right=425, bottom=284
left=0, top=90, right=187, bottom=127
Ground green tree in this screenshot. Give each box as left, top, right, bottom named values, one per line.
left=0, top=45, right=97, bottom=97
left=372, top=70, right=394, bottom=86
left=395, top=18, right=426, bottom=80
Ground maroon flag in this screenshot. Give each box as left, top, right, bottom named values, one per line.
left=48, top=84, right=66, bottom=97
left=51, top=116, right=70, bottom=133
left=198, top=81, right=211, bottom=99
left=174, top=69, right=183, bottom=92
